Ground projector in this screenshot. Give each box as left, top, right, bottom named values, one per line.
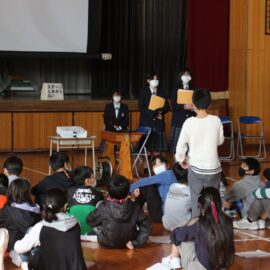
left=56, top=126, right=87, bottom=138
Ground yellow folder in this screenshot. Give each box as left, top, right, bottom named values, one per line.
left=148, top=95, right=165, bottom=111
left=177, top=89, right=194, bottom=104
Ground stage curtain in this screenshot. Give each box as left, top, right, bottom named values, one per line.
left=91, top=0, right=188, bottom=98
left=187, top=0, right=230, bottom=92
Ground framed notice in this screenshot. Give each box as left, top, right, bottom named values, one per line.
left=40, top=83, right=64, bottom=100
left=266, top=0, right=270, bottom=34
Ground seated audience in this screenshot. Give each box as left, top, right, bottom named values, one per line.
left=3, top=156, right=23, bottom=185
left=67, top=166, right=104, bottom=236
left=263, top=168, right=270, bottom=188
left=223, top=157, right=261, bottom=217
left=130, top=155, right=177, bottom=222
left=0, top=174, right=8, bottom=208
left=162, top=163, right=191, bottom=231
left=14, top=189, right=87, bottom=270
left=0, top=179, right=40, bottom=267
left=87, top=175, right=150, bottom=249
left=161, top=187, right=234, bottom=270
left=31, top=152, right=75, bottom=208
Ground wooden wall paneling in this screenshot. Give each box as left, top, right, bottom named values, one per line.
left=13, top=112, right=73, bottom=151
left=229, top=0, right=248, bottom=131
left=0, top=113, right=12, bottom=151
left=74, top=112, right=104, bottom=148
left=164, top=112, right=172, bottom=144
left=130, top=112, right=140, bottom=131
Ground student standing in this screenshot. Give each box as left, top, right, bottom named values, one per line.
left=139, top=72, right=169, bottom=154
left=175, top=89, right=224, bottom=217
left=169, top=70, right=195, bottom=153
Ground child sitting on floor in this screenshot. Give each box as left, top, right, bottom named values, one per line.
left=67, top=166, right=104, bottom=236
left=161, top=187, right=234, bottom=270
left=162, top=163, right=191, bottom=231
left=0, top=178, right=40, bottom=267
left=223, top=157, right=261, bottom=218
left=14, top=189, right=87, bottom=270
left=87, top=174, right=150, bottom=249
left=3, top=155, right=23, bottom=185
left=31, top=152, right=75, bottom=208
left=130, top=155, right=177, bottom=222
left=0, top=174, right=8, bottom=208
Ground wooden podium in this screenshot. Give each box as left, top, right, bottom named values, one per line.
left=101, top=131, right=143, bottom=180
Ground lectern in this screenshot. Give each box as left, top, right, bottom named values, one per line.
left=101, top=131, right=143, bottom=180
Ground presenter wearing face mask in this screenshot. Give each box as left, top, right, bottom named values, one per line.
left=139, top=72, right=169, bottom=155
left=103, top=91, right=129, bottom=132
left=169, top=69, right=195, bottom=153
left=129, top=155, right=177, bottom=223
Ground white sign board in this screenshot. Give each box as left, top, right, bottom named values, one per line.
left=40, top=83, right=64, bottom=100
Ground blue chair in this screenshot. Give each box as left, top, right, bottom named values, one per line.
left=237, top=116, right=266, bottom=160
left=219, top=116, right=234, bottom=161
left=131, top=126, right=152, bottom=177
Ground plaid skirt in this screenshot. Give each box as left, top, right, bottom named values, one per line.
left=147, top=129, right=167, bottom=152
left=168, top=126, right=182, bottom=153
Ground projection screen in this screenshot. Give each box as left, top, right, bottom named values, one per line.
left=0, top=0, right=89, bottom=53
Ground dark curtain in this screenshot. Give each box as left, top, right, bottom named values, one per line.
left=91, top=0, right=188, bottom=98
left=187, top=0, right=230, bottom=92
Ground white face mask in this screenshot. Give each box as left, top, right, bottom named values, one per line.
left=149, top=79, right=159, bottom=88
left=113, top=96, right=121, bottom=103
left=181, top=75, right=191, bottom=84
left=153, top=164, right=166, bottom=175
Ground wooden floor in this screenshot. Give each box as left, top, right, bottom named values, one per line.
left=1, top=150, right=270, bottom=270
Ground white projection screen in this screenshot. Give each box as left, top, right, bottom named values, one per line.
left=0, top=0, right=89, bottom=53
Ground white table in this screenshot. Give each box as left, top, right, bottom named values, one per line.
left=48, top=136, right=96, bottom=175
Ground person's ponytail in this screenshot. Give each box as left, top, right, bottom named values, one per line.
left=42, top=189, right=67, bottom=223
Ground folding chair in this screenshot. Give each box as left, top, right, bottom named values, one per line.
left=219, top=116, right=234, bottom=161
left=237, top=116, right=266, bottom=160
left=131, top=126, right=152, bottom=178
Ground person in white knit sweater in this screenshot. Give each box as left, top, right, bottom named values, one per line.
left=175, top=89, right=224, bottom=217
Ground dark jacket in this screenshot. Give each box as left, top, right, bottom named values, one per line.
left=170, top=88, right=195, bottom=128
left=104, top=102, right=129, bottom=131
left=139, top=87, right=169, bottom=131
left=0, top=204, right=40, bottom=250
left=31, top=171, right=75, bottom=209
left=87, top=199, right=150, bottom=248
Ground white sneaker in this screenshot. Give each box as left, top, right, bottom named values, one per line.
left=80, top=235, right=98, bottom=242
left=258, top=219, right=266, bottom=229
left=161, top=256, right=181, bottom=269
left=21, top=262, right=29, bottom=270
left=233, top=218, right=260, bottom=230
left=9, top=250, right=22, bottom=267
left=223, top=209, right=238, bottom=218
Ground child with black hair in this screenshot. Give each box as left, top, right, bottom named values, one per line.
left=224, top=157, right=261, bottom=217
left=130, top=155, right=177, bottom=222
left=175, top=89, right=224, bottom=217
left=161, top=187, right=235, bottom=270
left=31, top=152, right=75, bottom=208
left=0, top=178, right=40, bottom=267
left=263, top=168, right=270, bottom=188
left=139, top=72, right=169, bottom=154
left=67, top=166, right=104, bottom=236
left=3, top=155, right=23, bottom=185
left=87, top=175, right=150, bottom=249
left=162, top=164, right=191, bottom=231
left=14, top=188, right=87, bottom=270
left=0, top=174, right=8, bottom=208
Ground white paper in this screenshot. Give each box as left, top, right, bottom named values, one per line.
left=148, top=235, right=171, bottom=244
left=236, top=250, right=270, bottom=258
left=146, top=263, right=173, bottom=270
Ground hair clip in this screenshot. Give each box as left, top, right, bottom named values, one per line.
left=48, top=204, right=53, bottom=209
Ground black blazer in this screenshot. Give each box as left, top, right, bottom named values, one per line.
left=104, top=102, right=129, bottom=131
left=139, top=87, right=169, bottom=132
left=170, top=87, right=195, bottom=128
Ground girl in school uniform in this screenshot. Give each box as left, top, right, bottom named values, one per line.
left=169, top=70, right=195, bottom=153
left=139, top=72, right=169, bottom=154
